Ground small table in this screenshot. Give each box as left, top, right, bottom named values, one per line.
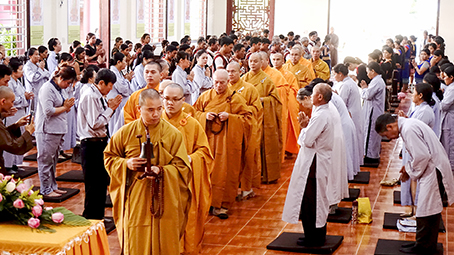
left=0, top=220, right=110, bottom=255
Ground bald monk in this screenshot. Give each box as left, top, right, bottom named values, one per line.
left=243, top=53, right=282, bottom=183
left=104, top=88, right=191, bottom=255
left=283, top=47, right=315, bottom=88
left=311, top=46, right=330, bottom=80
left=159, top=79, right=196, bottom=117
left=227, top=62, right=263, bottom=197
left=0, top=86, right=34, bottom=174
left=271, top=52, right=300, bottom=155
left=162, top=84, right=213, bottom=255
left=193, top=69, right=252, bottom=218
left=123, top=62, right=163, bottom=124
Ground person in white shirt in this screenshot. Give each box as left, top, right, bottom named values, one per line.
left=23, top=47, right=50, bottom=110
left=172, top=51, right=194, bottom=104
left=191, top=49, right=213, bottom=103
left=376, top=114, right=454, bottom=254
left=46, top=38, right=62, bottom=75
left=130, top=50, right=154, bottom=92
left=77, top=68, right=121, bottom=219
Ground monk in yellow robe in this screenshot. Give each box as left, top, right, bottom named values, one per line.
left=227, top=62, right=263, bottom=196
left=161, top=84, right=213, bottom=255
left=311, top=46, right=330, bottom=80
left=159, top=80, right=196, bottom=117
left=193, top=69, right=252, bottom=218
left=271, top=52, right=300, bottom=155
left=242, top=53, right=282, bottom=183
left=259, top=51, right=291, bottom=162
left=283, top=47, right=315, bottom=88
left=104, top=89, right=191, bottom=255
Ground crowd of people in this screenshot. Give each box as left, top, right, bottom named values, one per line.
left=0, top=28, right=453, bottom=254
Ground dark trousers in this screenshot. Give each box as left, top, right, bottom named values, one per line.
left=299, top=155, right=326, bottom=245
left=81, top=138, right=109, bottom=220
left=416, top=213, right=441, bottom=251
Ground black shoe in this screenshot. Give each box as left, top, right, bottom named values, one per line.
left=12, top=165, right=24, bottom=172
left=400, top=242, right=416, bottom=248
left=5, top=167, right=18, bottom=174
left=60, top=151, right=72, bottom=159
left=399, top=245, right=437, bottom=254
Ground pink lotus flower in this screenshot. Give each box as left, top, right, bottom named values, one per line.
left=32, top=205, right=42, bottom=217
left=34, top=199, right=44, bottom=206
left=16, top=183, right=27, bottom=193
left=4, top=175, right=12, bottom=181
left=0, top=195, right=3, bottom=202
left=28, top=217, right=40, bottom=228
left=28, top=190, right=33, bottom=196
left=13, top=199, right=24, bottom=209
left=52, top=212, right=64, bottom=223
left=397, top=92, right=406, bottom=100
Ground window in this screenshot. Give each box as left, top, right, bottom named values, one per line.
left=145, top=0, right=166, bottom=42
left=0, top=0, right=27, bottom=56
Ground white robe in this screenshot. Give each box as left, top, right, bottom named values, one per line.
left=440, top=84, right=454, bottom=171
left=23, top=60, right=50, bottom=110
left=399, top=117, right=454, bottom=217
left=107, top=66, right=132, bottom=136
left=338, top=76, right=364, bottom=164
left=330, top=94, right=361, bottom=180
left=282, top=103, right=333, bottom=227
left=130, top=64, right=146, bottom=92
left=361, top=75, right=385, bottom=159
left=431, top=93, right=441, bottom=138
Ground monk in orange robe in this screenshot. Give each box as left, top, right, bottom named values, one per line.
left=311, top=46, right=331, bottom=80
left=271, top=52, right=300, bottom=155
left=161, top=84, right=213, bottom=255
left=283, top=47, right=315, bottom=88
left=193, top=69, right=252, bottom=218
left=259, top=51, right=291, bottom=162
left=242, top=53, right=282, bottom=183
left=227, top=62, right=263, bottom=196
left=159, top=80, right=196, bottom=116
left=104, top=89, right=191, bottom=255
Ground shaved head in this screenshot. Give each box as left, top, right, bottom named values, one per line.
left=270, top=52, right=284, bottom=69
left=227, top=61, right=241, bottom=84
left=213, top=69, right=229, bottom=94
left=139, top=88, right=161, bottom=106
left=0, top=86, right=14, bottom=99
left=227, top=61, right=240, bottom=71
left=314, top=83, right=332, bottom=103
left=214, top=69, right=228, bottom=80
left=158, top=80, right=174, bottom=93
left=163, top=83, right=184, bottom=97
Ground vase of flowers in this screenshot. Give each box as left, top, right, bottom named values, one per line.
left=0, top=174, right=90, bottom=233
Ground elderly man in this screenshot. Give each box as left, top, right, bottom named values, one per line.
left=243, top=53, right=282, bottom=183
left=376, top=114, right=454, bottom=254
left=161, top=83, right=213, bottom=254
left=0, top=86, right=34, bottom=175
left=104, top=88, right=191, bottom=255
left=311, top=46, right=330, bottom=80
left=283, top=84, right=336, bottom=247
left=283, top=47, right=315, bottom=88
left=227, top=62, right=262, bottom=198
left=193, top=69, right=252, bottom=218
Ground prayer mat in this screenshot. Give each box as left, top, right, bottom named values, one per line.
left=32, top=187, right=80, bottom=203
left=342, top=188, right=360, bottom=202
left=374, top=239, right=443, bottom=255
left=327, top=207, right=352, bottom=223
left=267, top=232, right=343, bottom=254
left=393, top=190, right=448, bottom=207
left=104, top=217, right=116, bottom=234
left=24, top=153, right=70, bottom=163
left=105, top=194, right=113, bottom=208
left=56, top=170, right=84, bottom=182
left=13, top=166, right=38, bottom=179
left=382, top=212, right=445, bottom=233
left=348, top=172, right=370, bottom=184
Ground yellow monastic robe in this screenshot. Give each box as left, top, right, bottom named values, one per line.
left=124, top=85, right=195, bottom=124
left=276, top=66, right=300, bottom=154
left=104, top=119, right=192, bottom=255
left=283, top=60, right=315, bottom=88
left=263, top=65, right=291, bottom=162
left=312, top=58, right=330, bottom=80
left=229, top=79, right=263, bottom=189
left=299, top=57, right=315, bottom=73
left=193, top=87, right=252, bottom=209
left=162, top=110, right=213, bottom=255
left=242, top=69, right=283, bottom=183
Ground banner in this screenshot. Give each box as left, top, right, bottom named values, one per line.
left=184, top=0, right=190, bottom=35
left=67, top=0, right=80, bottom=43
left=111, top=0, right=121, bottom=39
left=30, top=0, right=44, bottom=46
left=136, top=0, right=145, bottom=38
left=168, top=0, right=175, bottom=37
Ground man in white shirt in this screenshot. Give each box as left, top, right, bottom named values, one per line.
left=46, top=38, right=61, bottom=75
left=213, top=37, right=233, bottom=70
left=77, top=68, right=122, bottom=219
left=376, top=114, right=454, bottom=254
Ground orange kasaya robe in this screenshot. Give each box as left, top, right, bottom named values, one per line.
left=312, top=58, right=331, bottom=80
left=193, top=88, right=252, bottom=209
left=276, top=66, right=300, bottom=154
left=229, top=79, right=263, bottom=190
left=263, top=65, right=291, bottom=162
left=123, top=84, right=195, bottom=124
left=242, top=69, right=283, bottom=183
left=283, top=60, right=315, bottom=88
left=104, top=119, right=191, bottom=255
left=162, top=110, right=213, bottom=255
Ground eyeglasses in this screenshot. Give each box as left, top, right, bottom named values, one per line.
left=162, top=96, right=184, bottom=103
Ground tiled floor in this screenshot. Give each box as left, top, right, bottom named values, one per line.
left=16, top=96, right=454, bottom=254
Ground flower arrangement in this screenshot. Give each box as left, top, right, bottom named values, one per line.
left=0, top=174, right=91, bottom=233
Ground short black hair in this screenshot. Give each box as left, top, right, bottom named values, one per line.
left=38, top=45, right=48, bottom=54
left=233, top=43, right=245, bottom=52
left=375, top=113, right=397, bottom=134
left=48, top=38, right=59, bottom=51
left=220, top=36, right=234, bottom=47
left=250, top=37, right=261, bottom=45
left=262, top=38, right=271, bottom=45
left=95, top=68, right=117, bottom=85
left=166, top=45, right=177, bottom=53
left=0, top=64, right=12, bottom=78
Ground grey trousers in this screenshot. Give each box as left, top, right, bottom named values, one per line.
left=36, top=132, right=63, bottom=195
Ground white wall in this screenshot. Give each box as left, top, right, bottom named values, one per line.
left=439, top=0, right=454, bottom=57
left=207, top=0, right=227, bottom=36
